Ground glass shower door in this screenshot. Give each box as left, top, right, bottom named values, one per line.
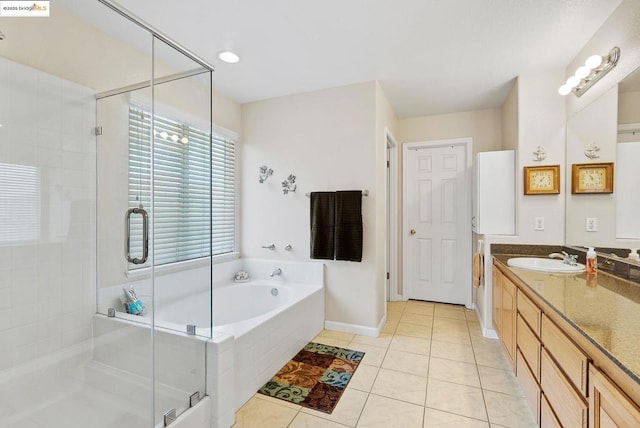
left=150, top=37, right=213, bottom=425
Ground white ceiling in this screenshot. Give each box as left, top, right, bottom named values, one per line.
left=75, top=0, right=622, bottom=118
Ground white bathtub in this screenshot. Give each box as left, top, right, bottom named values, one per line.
left=157, top=280, right=316, bottom=339
left=95, top=258, right=325, bottom=427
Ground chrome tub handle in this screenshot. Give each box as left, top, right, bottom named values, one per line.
left=125, top=207, right=149, bottom=264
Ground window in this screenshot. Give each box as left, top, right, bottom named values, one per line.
left=128, top=106, right=235, bottom=268
left=0, top=163, right=40, bottom=242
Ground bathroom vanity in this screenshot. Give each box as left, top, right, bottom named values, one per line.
left=492, top=254, right=640, bottom=427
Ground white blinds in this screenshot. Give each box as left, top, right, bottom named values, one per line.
left=128, top=106, right=235, bottom=268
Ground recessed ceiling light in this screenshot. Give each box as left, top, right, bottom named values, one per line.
left=218, top=51, right=240, bottom=64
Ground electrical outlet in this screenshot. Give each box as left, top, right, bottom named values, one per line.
left=586, top=217, right=598, bottom=232
left=535, top=217, right=545, bottom=231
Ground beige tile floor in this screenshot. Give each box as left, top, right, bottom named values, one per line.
left=232, top=301, right=536, bottom=428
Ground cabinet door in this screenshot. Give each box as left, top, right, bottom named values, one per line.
left=492, top=266, right=502, bottom=334
left=501, top=275, right=517, bottom=368
left=590, top=365, right=640, bottom=427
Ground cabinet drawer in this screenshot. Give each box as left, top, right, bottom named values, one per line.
left=516, top=349, right=540, bottom=425
left=540, top=392, right=562, bottom=428
left=589, top=364, right=640, bottom=427
left=542, top=314, right=589, bottom=396
left=541, top=348, right=587, bottom=428
left=517, top=289, right=541, bottom=336
left=517, top=314, right=540, bottom=381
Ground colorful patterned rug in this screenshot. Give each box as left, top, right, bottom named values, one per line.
left=257, top=342, right=365, bottom=413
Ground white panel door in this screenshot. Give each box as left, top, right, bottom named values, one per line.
left=404, top=143, right=468, bottom=304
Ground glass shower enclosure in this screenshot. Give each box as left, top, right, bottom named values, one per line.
left=0, top=1, right=214, bottom=426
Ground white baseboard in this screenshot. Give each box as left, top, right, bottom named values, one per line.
left=325, top=314, right=386, bottom=337
left=475, top=306, right=498, bottom=339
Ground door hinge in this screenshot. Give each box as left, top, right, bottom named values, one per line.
left=386, top=160, right=390, bottom=168
left=386, top=272, right=390, bottom=280
left=94, top=126, right=103, bottom=136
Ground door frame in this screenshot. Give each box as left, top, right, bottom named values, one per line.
left=386, top=128, right=401, bottom=301
left=402, top=137, right=473, bottom=308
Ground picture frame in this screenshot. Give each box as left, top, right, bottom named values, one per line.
left=571, top=162, right=614, bottom=194
left=523, top=165, right=561, bottom=195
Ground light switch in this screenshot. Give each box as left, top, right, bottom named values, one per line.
left=586, top=217, right=598, bottom=232
left=535, top=217, right=545, bottom=231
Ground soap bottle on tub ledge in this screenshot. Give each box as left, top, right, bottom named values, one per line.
left=586, top=247, right=597, bottom=275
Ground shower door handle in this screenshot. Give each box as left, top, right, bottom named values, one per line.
left=125, top=207, right=149, bottom=264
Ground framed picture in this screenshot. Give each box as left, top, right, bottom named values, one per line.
left=524, top=165, right=561, bottom=195
left=571, top=162, right=614, bottom=194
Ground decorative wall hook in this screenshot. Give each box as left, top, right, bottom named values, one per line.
left=282, top=174, right=297, bottom=194
left=584, top=142, right=601, bottom=159
left=533, top=146, right=547, bottom=161
left=259, top=165, right=273, bottom=183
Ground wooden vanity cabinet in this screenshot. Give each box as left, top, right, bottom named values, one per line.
left=493, top=259, right=640, bottom=428
left=492, top=267, right=502, bottom=335
left=590, top=365, right=640, bottom=428
left=501, top=277, right=517, bottom=368
left=492, top=265, right=516, bottom=368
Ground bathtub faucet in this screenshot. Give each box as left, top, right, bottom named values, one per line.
left=270, top=268, right=282, bottom=277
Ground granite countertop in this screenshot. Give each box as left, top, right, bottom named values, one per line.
left=494, top=254, right=640, bottom=386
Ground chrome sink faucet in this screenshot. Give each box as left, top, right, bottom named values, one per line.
left=270, top=268, right=282, bottom=277
left=549, top=251, right=578, bottom=266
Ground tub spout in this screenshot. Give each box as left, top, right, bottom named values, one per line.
left=270, top=268, right=282, bottom=277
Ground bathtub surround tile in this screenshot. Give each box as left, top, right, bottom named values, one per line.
left=356, top=394, right=424, bottom=428
left=258, top=342, right=365, bottom=414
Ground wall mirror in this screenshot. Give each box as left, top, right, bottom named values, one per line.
left=565, top=64, right=640, bottom=256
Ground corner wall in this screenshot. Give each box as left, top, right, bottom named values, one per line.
left=240, top=82, right=384, bottom=332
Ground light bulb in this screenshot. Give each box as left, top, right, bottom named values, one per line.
left=558, top=85, right=572, bottom=96
left=585, top=54, right=603, bottom=69
left=218, top=51, right=240, bottom=64
left=180, top=137, right=189, bottom=144
left=567, top=76, right=581, bottom=88
left=159, top=131, right=168, bottom=139
left=575, top=66, right=590, bottom=79
left=171, top=134, right=179, bottom=142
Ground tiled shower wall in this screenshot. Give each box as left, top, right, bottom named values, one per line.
left=0, top=57, right=96, bottom=373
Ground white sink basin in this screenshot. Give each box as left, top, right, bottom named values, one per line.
left=507, top=257, right=585, bottom=273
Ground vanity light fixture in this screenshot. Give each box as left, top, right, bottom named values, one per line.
left=218, top=51, right=240, bottom=64
left=558, top=47, right=620, bottom=97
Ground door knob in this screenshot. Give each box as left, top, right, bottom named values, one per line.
left=410, top=229, right=416, bottom=235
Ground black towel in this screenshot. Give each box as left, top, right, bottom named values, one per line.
left=334, top=191, right=363, bottom=262
left=310, top=192, right=335, bottom=260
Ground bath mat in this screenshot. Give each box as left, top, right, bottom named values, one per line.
left=257, top=342, right=365, bottom=414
